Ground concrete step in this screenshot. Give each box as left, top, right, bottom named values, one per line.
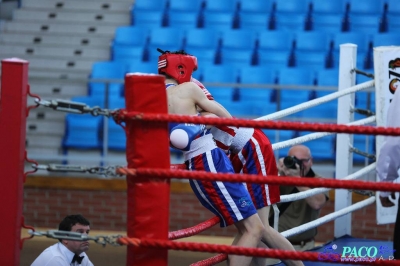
left=21, top=0, right=133, bottom=13
left=28, top=108, right=67, bottom=121
left=0, top=54, right=95, bottom=72
left=0, top=43, right=110, bottom=60
left=26, top=134, right=63, bottom=149
left=13, top=8, right=130, bottom=25
left=26, top=119, right=65, bottom=135
left=3, top=20, right=117, bottom=36
left=0, top=32, right=111, bottom=48
left=29, top=81, right=88, bottom=98
left=27, top=69, right=90, bottom=80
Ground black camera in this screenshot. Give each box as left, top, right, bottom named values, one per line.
left=283, top=156, right=302, bottom=169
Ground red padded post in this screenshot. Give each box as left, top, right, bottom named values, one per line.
left=0, top=58, right=29, bottom=266
left=124, top=74, right=170, bottom=266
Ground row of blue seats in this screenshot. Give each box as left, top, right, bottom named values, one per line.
left=133, top=0, right=398, bottom=16
left=131, top=0, right=399, bottom=33
left=111, top=27, right=399, bottom=70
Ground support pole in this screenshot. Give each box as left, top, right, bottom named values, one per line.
left=0, top=58, right=29, bottom=266
left=334, top=44, right=356, bottom=237
left=124, top=73, right=170, bottom=266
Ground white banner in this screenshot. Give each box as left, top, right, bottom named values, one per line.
left=373, top=46, right=400, bottom=224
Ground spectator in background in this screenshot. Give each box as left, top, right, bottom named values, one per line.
left=376, top=87, right=400, bottom=259
left=31, top=214, right=94, bottom=266
left=275, top=145, right=329, bottom=251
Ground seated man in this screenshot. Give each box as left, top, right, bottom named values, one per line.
left=276, top=145, right=329, bottom=251
left=31, top=214, right=93, bottom=266
left=159, top=49, right=303, bottom=266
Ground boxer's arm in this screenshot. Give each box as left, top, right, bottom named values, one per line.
left=190, top=83, right=231, bottom=118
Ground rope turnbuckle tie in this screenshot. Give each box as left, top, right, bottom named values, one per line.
left=32, top=164, right=123, bottom=178
left=34, top=98, right=116, bottom=117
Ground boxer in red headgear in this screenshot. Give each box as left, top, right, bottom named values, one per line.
left=159, top=49, right=279, bottom=266
left=186, top=66, right=302, bottom=266
left=157, top=48, right=198, bottom=84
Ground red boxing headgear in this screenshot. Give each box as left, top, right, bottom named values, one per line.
left=158, top=49, right=198, bottom=84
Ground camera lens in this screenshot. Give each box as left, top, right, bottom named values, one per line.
left=283, top=156, right=297, bottom=169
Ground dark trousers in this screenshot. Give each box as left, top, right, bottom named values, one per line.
left=394, top=196, right=400, bottom=259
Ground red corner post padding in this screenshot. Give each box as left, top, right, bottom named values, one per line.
left=124, top=73, right=170, bottom=266
left=0, top=59, right=29, bottom=266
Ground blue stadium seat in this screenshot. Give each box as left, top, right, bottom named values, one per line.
left=166, top=10, right=200, bottom=29
left=387, top=14, right=400, bottom=32
left=220, top=50, right=254, bottom=68
left=127, top=61, right=156, bottom=74
left=258, top=50, right=292, bottom=68
left=202, top=65, right=239, bottom=101
left=275, top=0, right=311, bottom=13
left=112, top=45, right=145, bottom=63
left=113, top=26, right=149, bottom=46
left=310, top=14, right=345, bottom=33
left=272, top=13, right=309, bottom=31
left=239, top=0, right=274, bottom=13
left=90, top=62, right=127, bottom=103
left=310, top=0, right=346, bottom=14
left=316, top=68, right=339, bottom=87
left=386, top=0, right=400, bottom=15
left=237, top=0, right=274, bottom=30
left=146, top=28, right=185, bottom=61
left=238, top=12, right=270, bottom=30
left=371, top=33, right=400, bottom=47
left=131, top=10, right=165, bottom=28
left=295, top=52, right=330, bottom=70
left=108, top=120, right=126, bottom=151
left=203, top=0, right=239, bottom=13
left=258, top=30, right=295, bottom=51
left=91, top=61, right=126, bottom=79
left=202, top=11, right=235, bottom=30
left=169, top=0, right=204, bottom=11
left=347, top=0, right=385, bottom=15
left=257, top=30, right=295, bottom=67
left=295, top=31, right=332, bottom=52
left=63, top=96, right=103, bottom=149
left=220, top=29, right=257, bottom=66
left=132, top=0, right=168, bottom=11
left=294, top=31, right=331, bottom=69
left=185, top=28, right=221, bottom=50
left=348, top=14, right=383, bottom=33
left=238, top=66, right=277, bottom=103
left=221, top=29, right=257, bottom=50
left=277, top=68, right=315, bottom=110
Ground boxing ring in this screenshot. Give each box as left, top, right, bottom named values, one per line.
left=1, top=44, right=400, bottom=265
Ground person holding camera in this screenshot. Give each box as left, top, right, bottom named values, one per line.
left=275, top=145, right=329, bottom=251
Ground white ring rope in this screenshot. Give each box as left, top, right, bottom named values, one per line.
left=279, top=162, right=376, bottom=203
left=271, top=116, right=376, bottom=151
left=281, top=197, right=376, bottom=238
left=255, top=80, right=375, bottom=121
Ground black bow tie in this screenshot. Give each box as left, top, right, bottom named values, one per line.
left=72, top=254, right=84, bottom=264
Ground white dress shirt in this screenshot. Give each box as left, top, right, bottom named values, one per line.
left=377, top=88, right=400, bottom=197
left=31, top=242, right=94, bottom=266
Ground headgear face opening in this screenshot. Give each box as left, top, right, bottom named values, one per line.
left=157, top=49, right=198, bottom=84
